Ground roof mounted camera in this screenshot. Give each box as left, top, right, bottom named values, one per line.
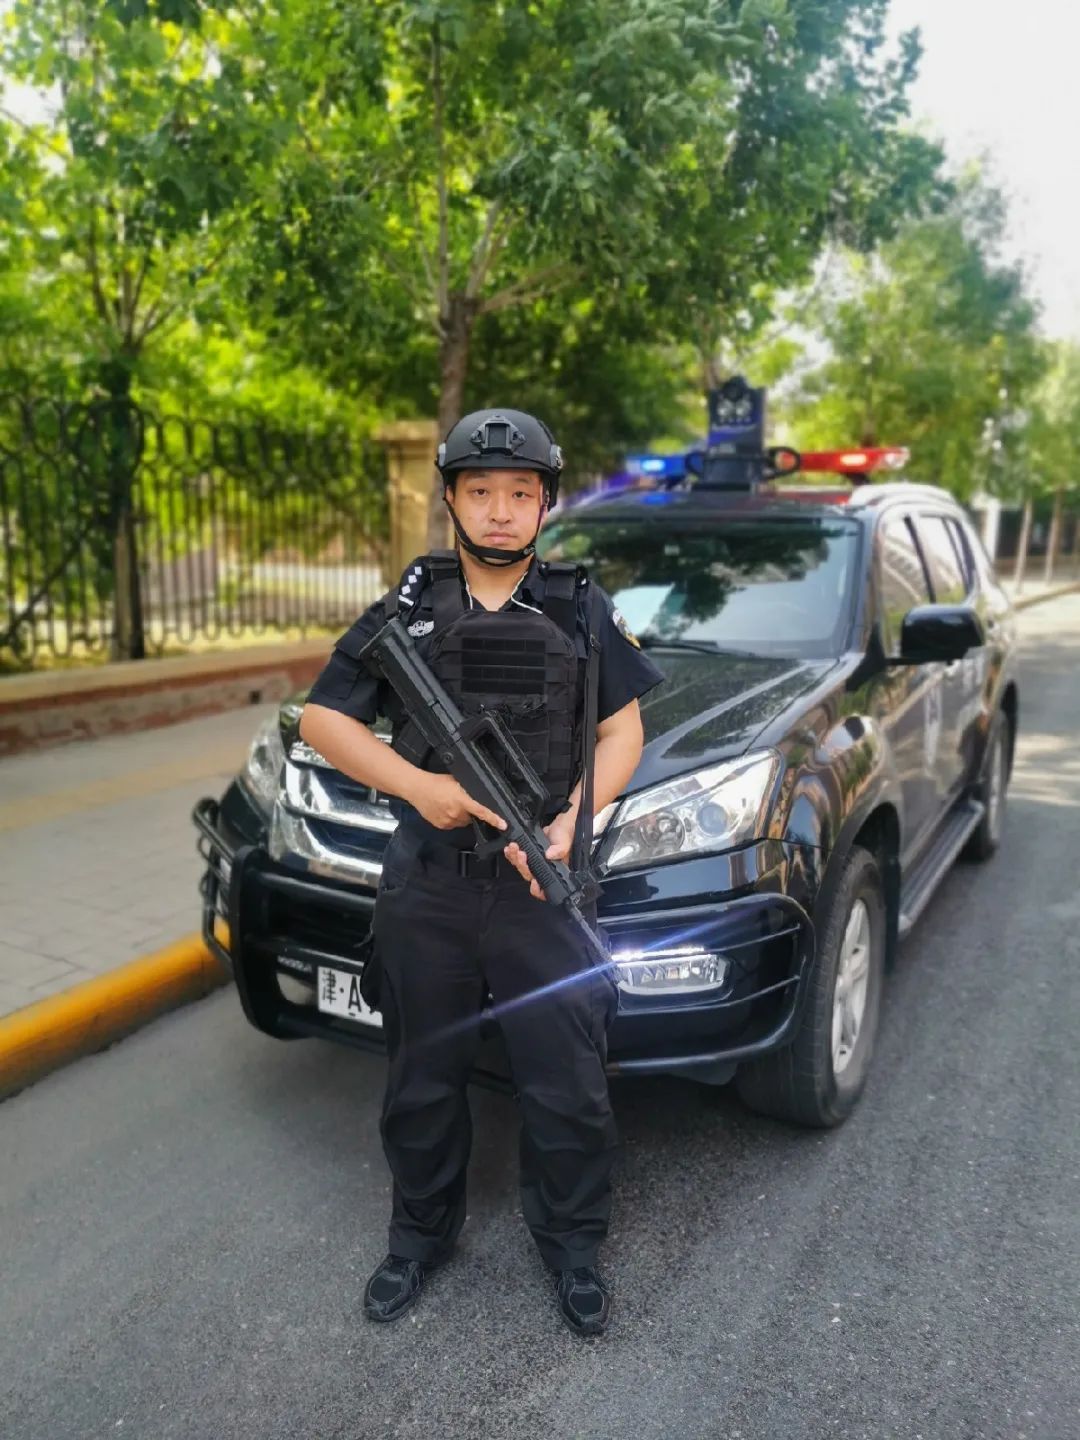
left=684, top=375, right=801, bottom=491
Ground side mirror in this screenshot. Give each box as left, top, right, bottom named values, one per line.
left=897, top=604, right=985, bottom=665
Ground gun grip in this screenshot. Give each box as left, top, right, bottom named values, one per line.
left=471, top=816, right=508, bottom=858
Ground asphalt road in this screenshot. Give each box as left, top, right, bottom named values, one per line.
left=3, top=597, right=1079, bottom=1440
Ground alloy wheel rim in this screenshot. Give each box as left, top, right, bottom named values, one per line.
left=832, top=899, right=871, bottom=1077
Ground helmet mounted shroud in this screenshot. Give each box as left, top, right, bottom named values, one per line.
left=436, top=408, right=564, bottom=567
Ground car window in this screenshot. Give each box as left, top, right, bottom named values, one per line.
left=538, top=515, right=859, bottom=659
left=918, top=515, right=968, bottom=605
left=947, top=517, right=978, bottom=591
left=879, top=517, right=932, bottom=653
left=962, top=518, right=999, bottom=589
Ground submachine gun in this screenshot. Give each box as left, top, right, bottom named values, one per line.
left=359, top=614, right=613, bottom=979
left=686, top=375, right=800, bottom=491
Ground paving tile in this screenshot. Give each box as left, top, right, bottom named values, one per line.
left=0, top=977, right=37, bottom=1013
left=0, top=705, right=272, bottom=1017
left=0, top=943, right=78, bottom=989
left=27, top=970, right=90, bottom=1001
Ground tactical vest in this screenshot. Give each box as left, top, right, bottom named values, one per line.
left=387, top=552, right=585, bottom=822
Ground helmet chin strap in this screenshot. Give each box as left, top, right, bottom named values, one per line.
left=443, top=495, right=545, bottom=569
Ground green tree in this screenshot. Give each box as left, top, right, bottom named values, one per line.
left=244, top=0, right=941, bottom=539
left=1025, top=342, right=1080, bottom=578
left=244, top=0, right=759, bottom=541
left=643, top=0, right=944, bottom=387
left=786, top=171, right=1044, bottom=501
left=0, top=0, right=301, bottom=653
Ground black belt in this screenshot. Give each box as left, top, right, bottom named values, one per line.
left=420, top=842, right=513, bottom=880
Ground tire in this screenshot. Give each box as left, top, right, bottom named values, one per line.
left=963, top=710, right=1010, bottom=862
left=736, top=845, right=886, bottom=1128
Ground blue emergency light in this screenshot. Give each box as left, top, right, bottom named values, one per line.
left=625, top=453, right=687, bottom=482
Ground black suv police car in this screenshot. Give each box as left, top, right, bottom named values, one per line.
left=194, top=478, right=1018, bottom=1129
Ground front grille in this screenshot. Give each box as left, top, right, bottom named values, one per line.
left=271, top=740, right=397, bottom=887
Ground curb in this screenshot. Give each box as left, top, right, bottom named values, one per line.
left=0, top=932, right=230, bottom=1101
left=1011, top=580, right=1080, bottom=611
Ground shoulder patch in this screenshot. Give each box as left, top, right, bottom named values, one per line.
left=611, top=605, right=641, bottom=648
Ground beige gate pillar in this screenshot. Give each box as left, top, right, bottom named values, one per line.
left=377, top=420, right=439, bottom=582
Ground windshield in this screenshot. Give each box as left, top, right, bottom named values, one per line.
left=539, top=514, right=860, bottom=658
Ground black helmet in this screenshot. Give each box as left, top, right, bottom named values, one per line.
left=437, top=409, right=564, bottom=508
left=436, top=408, right=564, bottom=567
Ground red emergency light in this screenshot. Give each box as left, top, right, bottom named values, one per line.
left=797, top=447, right=910, bottom=478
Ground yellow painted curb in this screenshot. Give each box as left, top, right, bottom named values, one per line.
left=0, top=930, right=230, bottom=1101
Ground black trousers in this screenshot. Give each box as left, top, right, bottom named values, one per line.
left=371, top=832, right=619, bottom=1271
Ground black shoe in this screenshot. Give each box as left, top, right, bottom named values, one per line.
left=363, top=1254, right=432, bottom=1323
left=554, top=1266, right=611, bottom=1337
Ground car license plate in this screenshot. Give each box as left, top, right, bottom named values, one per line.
left=316, top=966, right=383, bottom=1028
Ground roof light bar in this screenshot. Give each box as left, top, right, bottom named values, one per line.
left=799, top=447, right=909, bottom=475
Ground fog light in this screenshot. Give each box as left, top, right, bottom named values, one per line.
left=612, top=945, right=729, bottom=995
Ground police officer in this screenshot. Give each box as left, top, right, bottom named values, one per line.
left=299, top=409, right=662, bottom=1336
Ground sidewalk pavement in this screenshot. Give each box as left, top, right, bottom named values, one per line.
left=1001, top=574, right=1080, bottom=608
left=0, top=702, right=276, bottom=1021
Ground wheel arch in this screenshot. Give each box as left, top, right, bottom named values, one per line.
left=815, top=799, right=902, bottom=972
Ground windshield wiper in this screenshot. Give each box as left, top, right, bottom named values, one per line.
left=637, top=635, right=757, bottom=658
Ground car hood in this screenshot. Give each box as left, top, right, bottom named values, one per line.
left=633, top=649, right=837, bottom=790
left=281, top=652, right=836, bottom=791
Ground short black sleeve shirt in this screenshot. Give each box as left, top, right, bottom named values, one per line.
left=305, top=555, right=664, bottom=728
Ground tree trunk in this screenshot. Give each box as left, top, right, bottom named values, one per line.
left=1043, top=487, right=1063, bottom=585
left=101, top=361, right=145, bottom=660
left=427, top=292, right=475, bottom=551
left=1013, top=496, right=1033, bottom=595
left=113, top=502, right=144, bottom=660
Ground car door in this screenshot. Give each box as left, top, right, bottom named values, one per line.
left=911, top=511, right=977, bottom=804
left=946, top=513, right=1007, bottom=782
left=873, top=513, right=941, bottom=863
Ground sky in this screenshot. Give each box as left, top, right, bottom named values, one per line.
left=3, top=1, right=1078, bottom=340
left=887, top=0, right=1080, bottom=340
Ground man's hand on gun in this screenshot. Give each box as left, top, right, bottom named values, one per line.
left=409, top=769, right=572, bottom=901
left=504, top=806, right=577, bottom=901
left=407, top=773, right=507, bottom=834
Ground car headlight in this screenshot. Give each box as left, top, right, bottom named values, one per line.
left=239, top=714, right=286, bottom=814
left=603, top=751, right=779, bottom=870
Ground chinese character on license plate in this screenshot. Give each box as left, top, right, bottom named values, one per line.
left=316, top=965, right=383, bottom=1029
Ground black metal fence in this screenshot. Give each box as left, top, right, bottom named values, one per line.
left=0, top=397, right=389, bottom=666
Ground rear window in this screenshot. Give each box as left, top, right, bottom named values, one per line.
left=539, top=515, right=860, bottom=658
left=917, top=515, right=969, bottom=605
left=879, top=518, right=932, bottom=653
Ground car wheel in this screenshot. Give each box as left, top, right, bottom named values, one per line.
left=963, top=710, right=1010, bottom=862
left=736, top=845, right=885, bottom=1129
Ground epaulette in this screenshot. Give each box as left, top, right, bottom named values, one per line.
left=396, top=559, right=427, bottom=613
left=386, top=550, right=458, bottom=619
